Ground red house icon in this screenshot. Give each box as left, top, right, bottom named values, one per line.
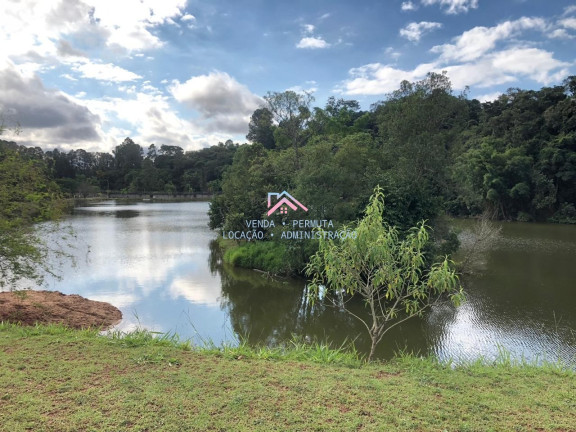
left=267, top=191, right=308, bottom=216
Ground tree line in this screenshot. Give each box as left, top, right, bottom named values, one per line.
left=209, top=72, right=576, bottom=274
left=3, top=72, right=574, bottom=222
left=1, top=72, right=575, bottom=280
left=0, top=138, right=239, bottom=196
left=211, top=73, right=576, bottom=233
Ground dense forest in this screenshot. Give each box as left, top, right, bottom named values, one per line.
left=212, top=73, right=576, bottom=233
left=0, top=138, right=238, bottom=196
left=207, top=73, right=576, bottom=273
left=2, top=72, right=575, bottom=239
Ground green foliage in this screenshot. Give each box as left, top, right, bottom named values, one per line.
left=294, top=132, right=377, bottom=222
left=549, top=202, right=576, bottom=224
left=306, top=187, right=464, bottom=361
left=373, top=72, right=469, bottom=226
left=309, top=97, right=366, bottom=137
left=0, top=147, right=71, bottom=289
left=30, top=137, right=238, bottom=195
left=113, top=137, right=143, bottom=171
left=246, top=107, right=276, bottom=149
left=455, top=81, right=576, bottom=221
left=264, top=90, right=314, bottom=169
left=212, top=73, right=576, bottom=279
left=223, top=241, right=288, bottom=274
left=209, top=143, right=283, bottom=232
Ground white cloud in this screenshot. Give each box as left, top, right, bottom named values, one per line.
left=563, top=5, right=576, bottom=16
left=385, top=47, right=401, bottom=60
left=431, top=17, right=547, bottom=62
left=559, top=18, right=576, bottom=29
left=0, top=60, right=227, bottom=153
left=169, top=71, right=263, bottom=135
left=489, top=48, right=570, bottom=84
left=84, top=0, right=186, bottom=27
left=343, top=62, right=435, bottom=95
left=296, top=37, right=330, bottom=49
left=343, top=47, right=569, bottom=96
left=181, top=14, right=196, bottom=22
left=287, top=80, right=318, bottom=94
left=78, top=90, right=231, bottom=152
left=400, top=21, right=442, bottom=42
left=57, top=39, right=86, bottom=58
left=421, top=0, right=479, bottom=14
left=401, top=1, right=418, bottom=11
left=73, top=62, right=142, bottom=82
left=342, top=17, right=569, bottom=96
left=105, top=22, right=164, bottom=51
left=0, top=1, right=255, bottom=151
left=475, top=92, right=502, bottom=102
left=548, top=28, right=574, bottom=39
left=84, top=0, right=187, bottom=51
left=0, top=1, right=87, bottom=61
left=302, top=24, right=315, bottom=34
left=0, top=0, right=187, bottom=64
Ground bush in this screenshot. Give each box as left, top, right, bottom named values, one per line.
left=549, top=203, right=576, bottom=224
left=516, top=211, right=533, bottom=222
left=223, top=241, right=288, bottom=274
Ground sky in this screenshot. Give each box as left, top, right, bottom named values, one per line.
left=1, top=0, right=575, bottom=153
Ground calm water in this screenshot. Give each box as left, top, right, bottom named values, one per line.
left=28, top=201, right=576, bottom=363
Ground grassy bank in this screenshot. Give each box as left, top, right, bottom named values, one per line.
left=0, top=323, right=575, bottom=431
left=217, top=236, right=316, bottom=275
left=221, top=238, right=289, bottom=274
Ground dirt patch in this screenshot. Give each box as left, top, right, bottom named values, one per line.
left=0, top=290, right=122, bottom=329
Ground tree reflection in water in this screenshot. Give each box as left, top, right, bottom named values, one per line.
left=208, top=240, right=404, bottom=358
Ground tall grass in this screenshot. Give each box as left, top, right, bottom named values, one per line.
left=107, top=328, right=193, bottom=351
left=2, top=322, right=574, bottom=373
left=107, top=326, right=364, bottom=368
left=223, top=241, right=288, bottom=274
left=0, top=321, right=100, bottom=337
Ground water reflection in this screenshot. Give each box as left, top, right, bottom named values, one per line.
left=42, top=201, right=228, bottom=344
left=115, top=210, right=140, bottom=218
left=212, top=240, right=430, bottom=358
left=27, top=202, right=576, bottom=364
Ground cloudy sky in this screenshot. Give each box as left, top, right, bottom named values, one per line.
left=1, top=0, right=575, bottom=152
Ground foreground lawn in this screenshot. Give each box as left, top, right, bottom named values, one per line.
left=0, top=324, right=575, bottom=432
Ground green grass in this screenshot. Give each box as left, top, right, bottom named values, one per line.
left=1, top=323, right=575, bottom=431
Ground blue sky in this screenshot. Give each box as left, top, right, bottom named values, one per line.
left=1, top=0, right=575, bottom=152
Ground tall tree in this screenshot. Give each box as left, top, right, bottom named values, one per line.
left=373, top=72, right=469, bottom=227
left=246, top=107, right=276, bottom=149
left=112, top=137, right=143, bottom=189
left=146, top=144, right=157, bottom=161
left=264, top=90, right=314, bottom=168
left=113, top=137, right=143, bottom=172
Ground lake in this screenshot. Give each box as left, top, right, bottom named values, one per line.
left=27, top=201, right=576, bottom=364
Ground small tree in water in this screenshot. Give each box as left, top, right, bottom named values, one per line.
left=306, top=187, right=464, bottom=362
